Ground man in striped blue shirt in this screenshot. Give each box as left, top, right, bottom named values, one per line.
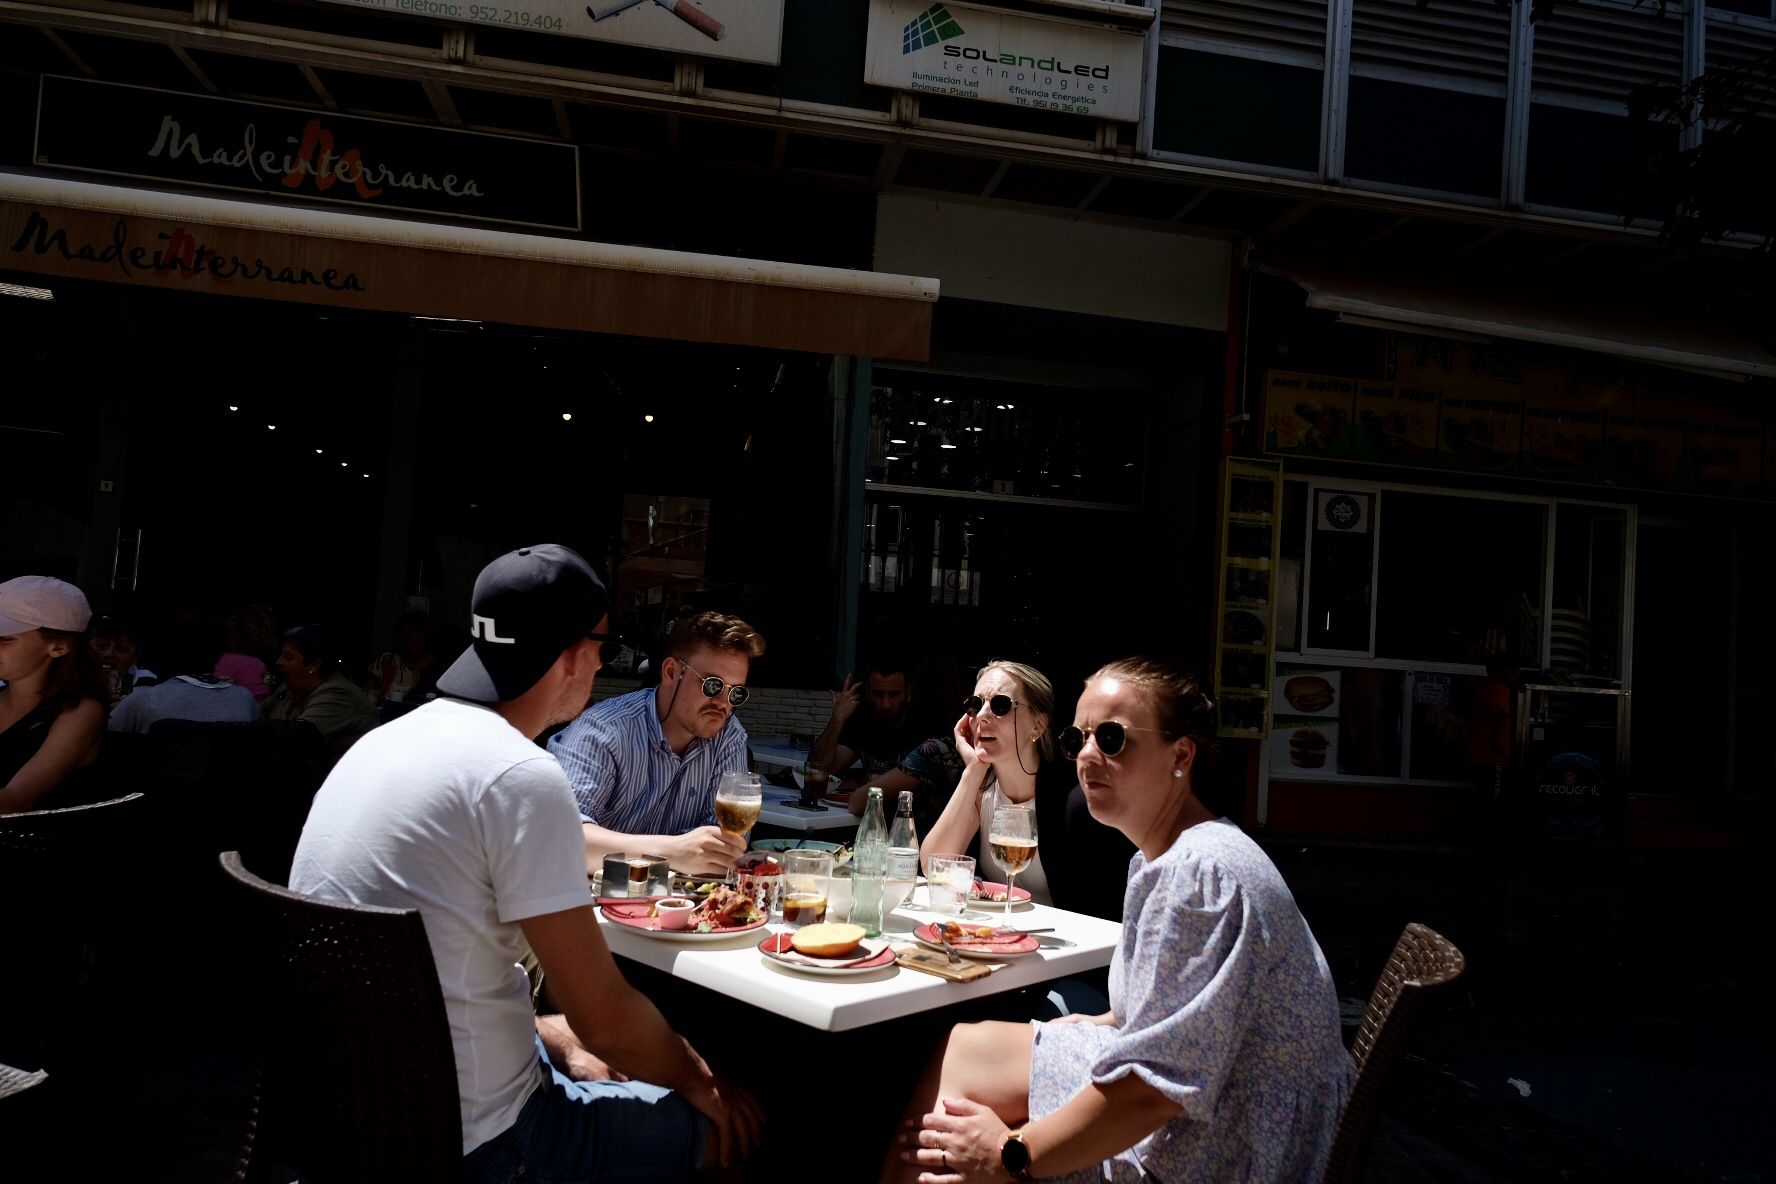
left=549, top=611, right=765, bottom=876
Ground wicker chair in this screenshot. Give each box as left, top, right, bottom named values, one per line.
left=219, top=851, right=461, bottom=1183
left=1322, top=922, right=1467, bottom=1184
left=0, top=793, right=147, bottom=1047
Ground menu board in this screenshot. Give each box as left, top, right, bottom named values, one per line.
left=1261, top=365, right=1774, bottom=500
left=1263, top=372, right=1355, bottom=460
left=1214, top=458, right=1283, bottom=738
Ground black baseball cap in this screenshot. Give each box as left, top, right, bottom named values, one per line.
left=435, top=544, right=609, bottom=704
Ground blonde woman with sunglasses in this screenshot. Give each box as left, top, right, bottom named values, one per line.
left=888, top=658, right=1351, bottom=1184
left=919, top=660, right=1131, bottom=919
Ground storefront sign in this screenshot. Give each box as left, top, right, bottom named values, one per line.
left=864, top=0, right=1145, bottom=122
left=34, top=77, right=582, bottom=231
left=307, top=0, right=782, bottom=62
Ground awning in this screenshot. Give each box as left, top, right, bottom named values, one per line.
left=1257, top=247, right=1776, bottom=381
left=0, top=173, right=938, bottom=360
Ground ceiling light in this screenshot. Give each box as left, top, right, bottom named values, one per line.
left=340, top=461, right=348, bottom=467
left=884, top=455, right=900, bottom=461
left=362, top=473, right=370, bottom=478
left=267, top=424, right=276, bottom=431
left=315, top=449, right=323, bottom=455
left=644, top=414, right=655, bottom=423
left=561, top=412, right=573, bottom=422
left=0, top=282, right=53, bottom=301
left=890, top=438, right=908, bottom=444
left=914, top=421, right=927, bottom=426
left=940, top=443, right=957, bottom=450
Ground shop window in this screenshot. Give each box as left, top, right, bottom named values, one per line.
left=1525, top=103, right=1678, bottom=217
left=1303, top=489, right=1376, bottom=653
left=1343, top=77, right=1504, bottom=199
left=1549, top=503, right=1627, bottom=683
left=1374, top=492, right=1545, bottom=665
left=1152, top=48, right=1322, bottom=172
left=867, top=375, right=1146, bottom=506
left=1406, top=671, right=1482, bottom=781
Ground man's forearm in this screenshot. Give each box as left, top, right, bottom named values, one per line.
left=582, top=821, right=675, bottom=870
left=562, top=979, right=705, bottom=1090
left=808, top=712, right=846, bottom=770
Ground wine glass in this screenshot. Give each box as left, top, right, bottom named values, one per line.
left=714, top=771, right=762, bottom=885
left=987, top=803, right=1037, bottom=921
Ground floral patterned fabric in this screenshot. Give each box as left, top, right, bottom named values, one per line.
left=1028, top=819, right=1354, bottom=1182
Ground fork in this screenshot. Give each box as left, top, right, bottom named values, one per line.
left=936, top=933, right=964, bottom=966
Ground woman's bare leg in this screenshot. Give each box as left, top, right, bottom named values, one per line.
left=879, top=1021, right=1035, bottom=1184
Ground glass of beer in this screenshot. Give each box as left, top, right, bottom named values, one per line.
left=781, top=850, right=832, bottom=929
left=715, top=771, right=762, bottom=884
left=987, top=803, right=1038, bottom=920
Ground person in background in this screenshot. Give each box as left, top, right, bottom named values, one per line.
left=217, top=604, right=278, bottom=703
left=890, top=659, right=1352, bottom=1184
left=364, top=610, right=444, bottom=707
left=108, top=612, right=258, bottom=733
left=263, top=624, right=378, bottom=759
left=549, top=610, right=764, bottom=877
left=919, top=660, right=1133, bottom=922
left=290, top=545, right=761, bottom=1181
left=89, top=616, right=156, bottom=708
left=0, top=576, right=106, bottom=814
left=1467, top=651, right=1521, bottom=841
left=812, top=659, right=921, bottom=795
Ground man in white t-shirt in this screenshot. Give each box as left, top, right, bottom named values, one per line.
left=290, top=544, right=761, bottom=1180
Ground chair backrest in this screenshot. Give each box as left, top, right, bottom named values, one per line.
left=218, top=851, right=461, bottom=1183
left=0, top=793, right=147, bottom=1073
left=1322, top=922, right=1467, bottom=1184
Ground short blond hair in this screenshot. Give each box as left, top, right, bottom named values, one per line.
left=665, top=611, right=766, bottom=663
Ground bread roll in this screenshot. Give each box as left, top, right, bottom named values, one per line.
left=790, top=923, right=866, bottom=958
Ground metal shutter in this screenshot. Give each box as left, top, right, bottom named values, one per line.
left=1161, top=0, right=1329, bottom=66
left=1532, top=0, right=1684, bottom=110
left=1350, top=0, right=1511, bottom=94
left=1705, top=14, right=1776, bottom=121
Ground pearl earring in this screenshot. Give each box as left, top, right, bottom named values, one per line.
left=1173, top=769, right=1184, bottom=779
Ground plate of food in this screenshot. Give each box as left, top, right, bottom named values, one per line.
left=749, top=838, right=843, bottom=855
left=913, top=921, right=1040, bottom=959
left=969, top=881, right=1033, bottom=907
left=600, top=886, right=767, bottom=940
left=757, top=926, right=897, bottom=976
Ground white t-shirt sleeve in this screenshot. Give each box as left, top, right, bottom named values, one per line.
left=477, top=756, right=596, bottom=924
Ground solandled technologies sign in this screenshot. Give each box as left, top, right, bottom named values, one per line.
left=864, top=0, right=1145, bottom=122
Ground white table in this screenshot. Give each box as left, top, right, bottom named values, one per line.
left=597, top=889, right=1121, bottom=1032
left=749, top=738, right=811, bottom=772
left=756, top=790, right=859, bottom=833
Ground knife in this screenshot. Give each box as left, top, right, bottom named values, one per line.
left=586, top=0, right=724, bottom=40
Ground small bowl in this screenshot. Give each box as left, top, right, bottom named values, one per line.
left=654, top=897, right=696, bottom=930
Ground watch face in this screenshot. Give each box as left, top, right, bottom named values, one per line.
left=1001, top=1133, right=1031, bottom=1174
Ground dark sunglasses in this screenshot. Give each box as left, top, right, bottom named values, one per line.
left=1058, top=722, right=1173, bottom=760
left=680, top=661, right=749, bottom=707
left=587, top=632, right=623, bottom=665
left=962, top=694, right=1020, bottom=718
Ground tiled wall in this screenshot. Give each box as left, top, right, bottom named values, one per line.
left=590, top=678, right=833, bottom=741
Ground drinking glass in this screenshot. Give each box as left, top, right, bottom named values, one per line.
left=927, top=854, right=975, bottom=916
left=987, top=804, right=1038, bottom=920
left=714, top=771, right=762, bottom=883
left=800, top=754, right=830, bottom=808
left=781, top=850, right=832, bottom=929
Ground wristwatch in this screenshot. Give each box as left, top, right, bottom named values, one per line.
left=1000, top=1128, right=1033, bottom=1180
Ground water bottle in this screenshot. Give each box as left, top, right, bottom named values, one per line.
left=853, top=787, right=888, bottom=937
left=886, top=790, right=920, bottom=914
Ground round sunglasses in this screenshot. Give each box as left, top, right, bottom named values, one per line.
left=1058, top=722, right=1174, bottom=760
left=962, top=694, right=1023, bottom=718
left=680, top=662, right=750, bottom=707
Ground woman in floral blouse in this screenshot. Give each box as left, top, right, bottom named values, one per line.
left=888, top=658, right=1353, bottom=1184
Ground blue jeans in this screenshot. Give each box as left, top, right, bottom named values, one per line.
left=464, top=1041, right=708, bottom=1183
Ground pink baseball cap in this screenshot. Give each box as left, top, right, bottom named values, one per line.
left=0, top=575, right=94, bottom=635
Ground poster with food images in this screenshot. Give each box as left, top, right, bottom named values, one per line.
left=1438, top=394, right=1524, bottom=473
left=1270, top=719, right=1338, bottom=776
left=1523, top=395, right=1606, bottom=481
left=1264, top=371, right=1354, bottom=459
left=1351, top=380, right=1440, bottom=466
left=1683, top=418, right=1763, bottom=494
left=1606, top=392, right=1686, bottom=488
left=1273, top=667, right=1340, bottom=717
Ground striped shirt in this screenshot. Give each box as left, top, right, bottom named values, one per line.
left=547, top=687, right=750, bottom=836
